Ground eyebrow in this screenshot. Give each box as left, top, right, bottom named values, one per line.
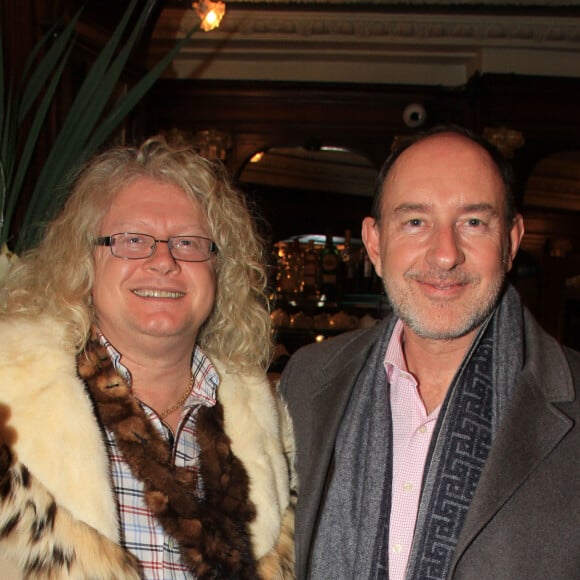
left=393, top=202, right=499, bottom=216
left=107, top=222, right=208, bottom=234
left=393, top=203, right=430, bottom=215
left=459, top=203, right=499, bottom=216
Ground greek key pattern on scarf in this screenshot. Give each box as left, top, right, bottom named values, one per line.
left=410, top=336, right=494, bottom=580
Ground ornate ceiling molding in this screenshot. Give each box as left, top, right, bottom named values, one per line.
left=151, top=7, right=580, bottom=84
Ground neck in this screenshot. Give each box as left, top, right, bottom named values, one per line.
left=96, top=329, right=197, bottom=418
left=127, top=352, right=193, bottom=399
left=106, top=329, right=196, bottom=363
left=402, top=327, right=477, bottom=414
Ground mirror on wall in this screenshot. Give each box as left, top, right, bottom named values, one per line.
left=237, top=145, right=379, bottom=243
left=238, top=145, right=386, bottom=359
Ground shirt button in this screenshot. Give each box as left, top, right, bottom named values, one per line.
left=393, top=543, right=402, bottom=554
left=419, top=425, right=427, bottom=434
left=168, top=538, right=175, bottom=549
left=403, top=482, right=413, bottom=492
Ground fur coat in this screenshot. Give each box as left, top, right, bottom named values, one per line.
left=0, top=315, right=296, bottom=579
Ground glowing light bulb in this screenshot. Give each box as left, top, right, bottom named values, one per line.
left=193, top=0, right=226, bottom=32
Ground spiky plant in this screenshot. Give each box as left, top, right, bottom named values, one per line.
left=0, top=0, right=196, bottom=254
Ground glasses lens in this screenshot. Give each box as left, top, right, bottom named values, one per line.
left=170, top=236, right=213, bottom=262
left=111, top=233, right=155, bottom=259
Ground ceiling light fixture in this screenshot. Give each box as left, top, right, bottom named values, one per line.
left=193, top=0, right=226, bottom=32
left=250, top=151, right=265, bottom=163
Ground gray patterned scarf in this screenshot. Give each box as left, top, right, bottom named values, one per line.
left=310, top=285, right=524, bottom=580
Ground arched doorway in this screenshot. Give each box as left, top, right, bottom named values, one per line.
left=521, top=150, right=580, bottom=348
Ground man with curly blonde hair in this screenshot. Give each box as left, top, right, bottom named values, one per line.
left=0, top=135, right=296, bottom=579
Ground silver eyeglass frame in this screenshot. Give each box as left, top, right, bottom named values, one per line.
left=95, top=233, right=218, bottom=262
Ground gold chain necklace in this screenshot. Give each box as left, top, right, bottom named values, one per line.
left=159, top=373, right=195, bottom=419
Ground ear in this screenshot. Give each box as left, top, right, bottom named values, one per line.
left=506, top=213, right=525, bottom=271
left=362, top=216, right=383, bottom=278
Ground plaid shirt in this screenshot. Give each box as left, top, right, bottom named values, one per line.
left=98, top=334, right=218, bottom=579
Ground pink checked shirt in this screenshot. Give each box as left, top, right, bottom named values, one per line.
left=385, top=320, right=441, bottom=580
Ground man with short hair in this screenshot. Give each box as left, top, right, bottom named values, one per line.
left=280, top=125, right=579, bottom=579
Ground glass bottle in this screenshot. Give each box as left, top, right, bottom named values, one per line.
left=359, top=245, right=373, bottom=294
left=319, top=231, right=340, bottom=301
left=340, top=229, right=356, bottom=295
left=302, top=239, right=319, bottom=299
left=287, top=239, right=304, bottom=297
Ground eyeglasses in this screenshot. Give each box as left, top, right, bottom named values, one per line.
left=95, top=233, right=218, bottom=262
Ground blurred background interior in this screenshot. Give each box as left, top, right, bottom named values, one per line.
left=2, top=0, right=580, bottom=359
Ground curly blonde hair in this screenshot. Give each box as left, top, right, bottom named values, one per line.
left=2, top=135, right=273, bottom=370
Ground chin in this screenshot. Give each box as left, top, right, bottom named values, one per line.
left=407, top=307, right=492, bottom=341
left=137, top=318, right=195, bottom=338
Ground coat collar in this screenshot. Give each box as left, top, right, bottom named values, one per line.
left=215, top=359, right=294, bottom=561
left=297, top=308, right=577, bottom=578
left=293, top=319, right=394, bottom=577
left=308, top=320, right=391, bottom=459
left=451, top=308, right=576, bottom=572
left=1, top=316, right=294, bottom=574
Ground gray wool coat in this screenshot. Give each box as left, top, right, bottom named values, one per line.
left=279, top=306, right=580, bottom=580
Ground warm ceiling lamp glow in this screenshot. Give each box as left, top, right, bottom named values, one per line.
left=193, top=0, right=226, bottom=32
left=250, top=151, right=264, bottom=163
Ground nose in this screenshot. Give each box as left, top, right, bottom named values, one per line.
left=426, top=226, right=465, bottom=271
left=146, top=240, right=180, bottom=274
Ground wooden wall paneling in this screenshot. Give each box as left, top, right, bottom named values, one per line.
left=142, top=75, right=580, bottom=345
left=143, top=79, right=472, bottom=245
left=144, top=79, right=470, bottom=173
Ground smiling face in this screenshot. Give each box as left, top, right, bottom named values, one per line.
left=92, top=176, right=216, bottom=352
left=362, top=132, right=524, bottom=342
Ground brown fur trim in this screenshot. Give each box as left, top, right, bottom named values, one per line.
left=78, top=330, right=259, bottom=579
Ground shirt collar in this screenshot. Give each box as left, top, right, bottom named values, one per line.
left=189, top=345, right=218, bottom=407
left=96, top=330, right=218, bottom=408
left=384, top=319, right=408, bottom=382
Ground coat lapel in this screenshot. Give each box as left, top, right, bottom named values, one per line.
left=294, top=322, right=388, bottom=577
left=451, top=314, right=575, bottom=572
left=298, top=348, right=370, bottom=559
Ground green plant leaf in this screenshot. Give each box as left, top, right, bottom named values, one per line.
left=18, top=0, right=151, bottom=249
left=0, top=24, right=5, bottom=143
left=46, top=0, right=142, bottom=146
left=3, top=43, right=74, bottom=236
left=85, top=27, right=197, bottom=155
left=19, top=10, right=82, bottom=123
left=0, top=88, right=17, bottom=241
left=3, top=0, right=200, bottom=251
left=0, top=10, right=79, bottom=246
left=27, top=0, right=139, bottom=174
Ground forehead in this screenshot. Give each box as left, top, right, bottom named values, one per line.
left=101, top=176, right=207, bottom=230
left=381, top=133, right=505, bottom=213
left=109, top=176, right=190, bottom=205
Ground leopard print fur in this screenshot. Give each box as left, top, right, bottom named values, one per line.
left=0, top=444, right=141, bottom=579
